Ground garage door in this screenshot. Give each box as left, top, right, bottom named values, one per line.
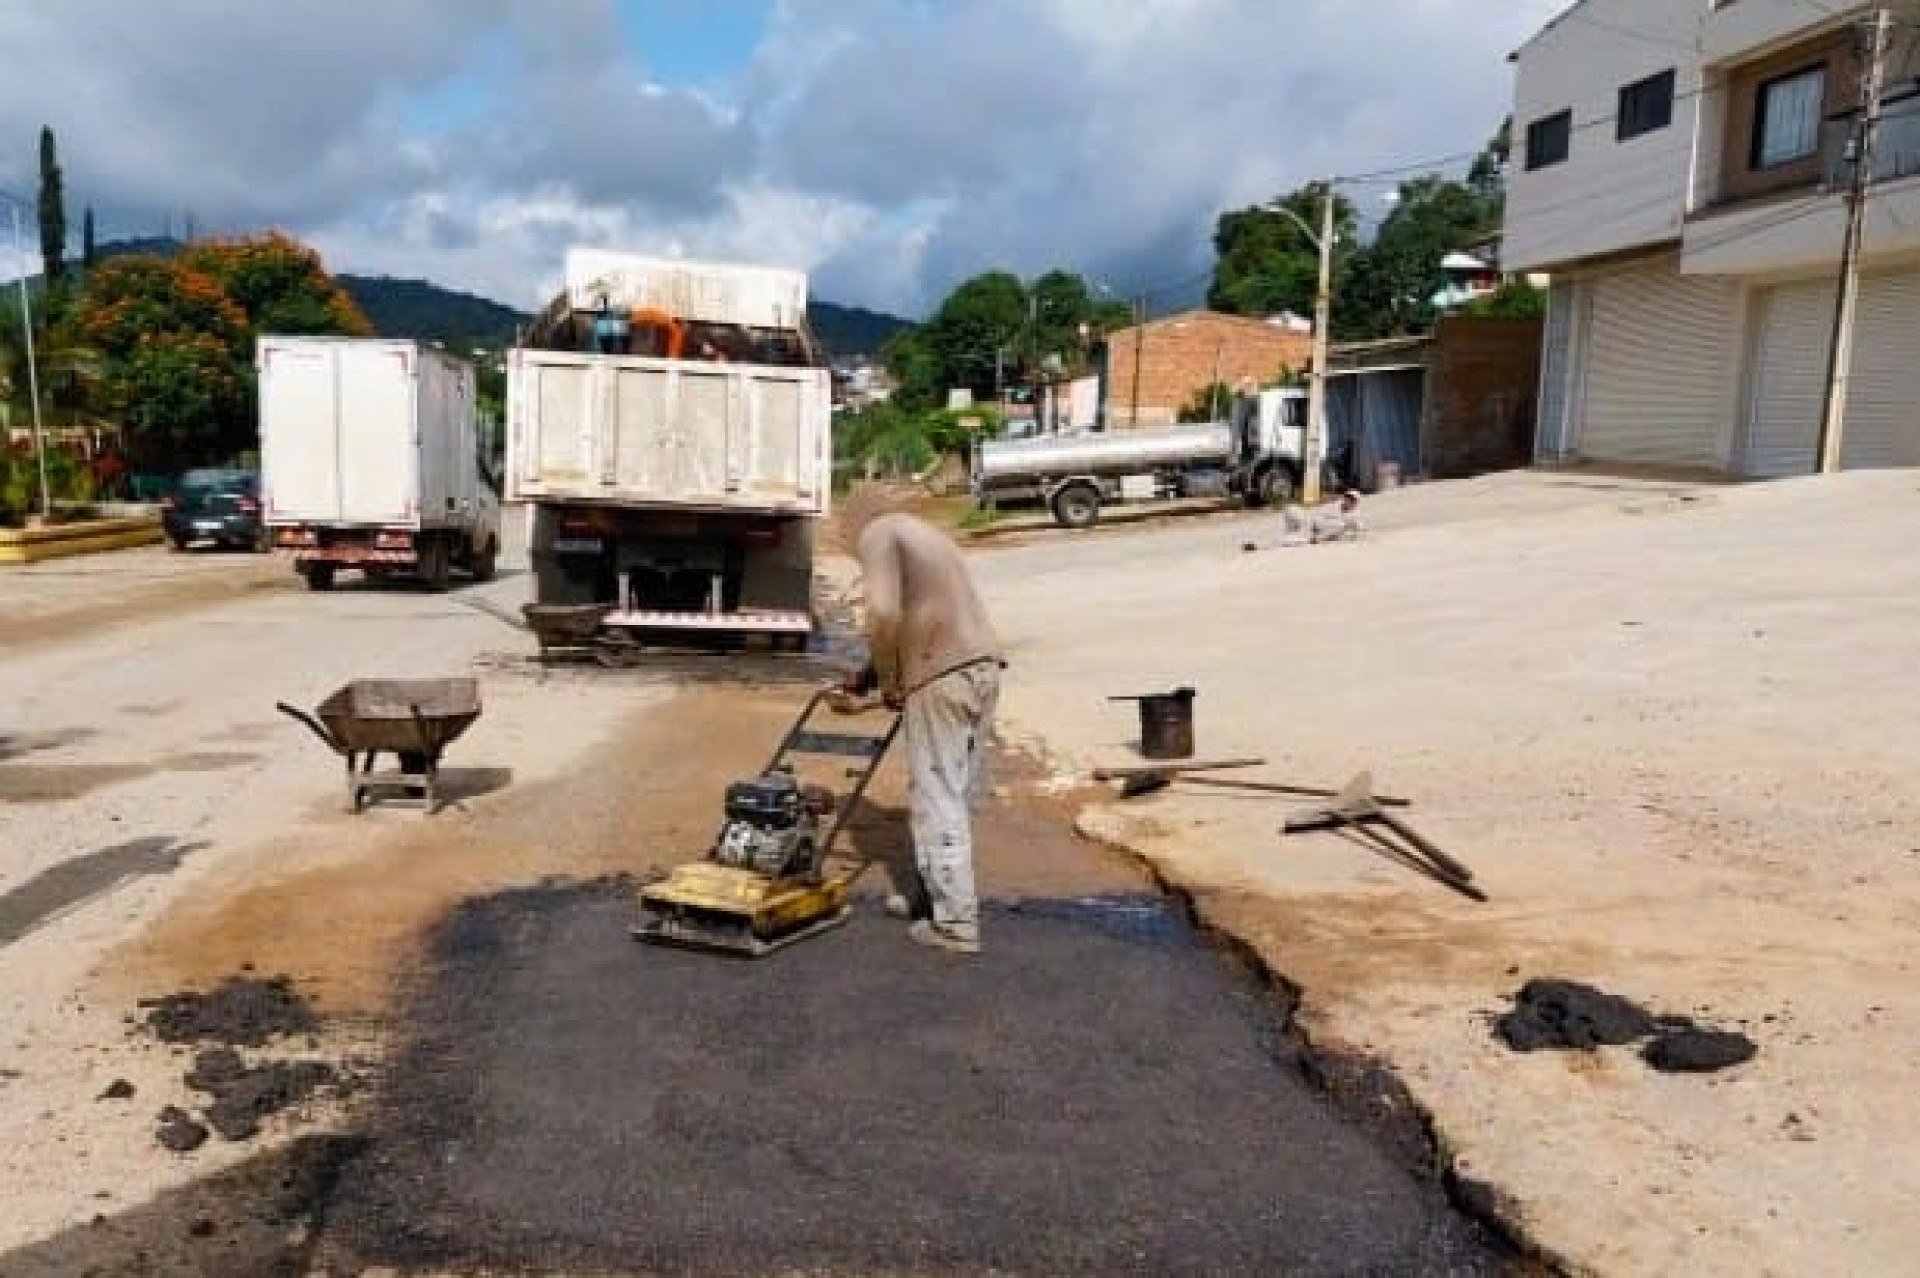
left=1579, top=259, right=1742, bottom=467
left=1845, top=269, right=1920, bottom=469
left=1745, top=270, right=1920, bottom=477
left=1744, top=278, right=1831, bottom=478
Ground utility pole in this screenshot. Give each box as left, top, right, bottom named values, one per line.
left=1129, top=296, right=1145, bottom=428
left=1816, top=7, right=1892, bottom=474
left=7, top=200, right=50, bottom=519
left=1304, top=180, right=1336, bottom=503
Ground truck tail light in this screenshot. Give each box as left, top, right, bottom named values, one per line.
left=159, top=495, right=175, bottom=510
left=375, top=529, right=414, bottom=550
left=276, top=527, right=317, bottom=547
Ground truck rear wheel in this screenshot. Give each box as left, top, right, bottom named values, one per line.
left=302, top=563, right=336, bottom=592
left=469, top=537, right=499, bottom=584
left=419, top=537, right=452, bottom=592
left=1051, top=482, right=1101, bottom=530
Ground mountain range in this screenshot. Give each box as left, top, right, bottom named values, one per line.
left=83, top=238, right=912, bottom=357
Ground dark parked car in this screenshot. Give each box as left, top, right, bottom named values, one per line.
left=162, top=469, right=270, bottom=552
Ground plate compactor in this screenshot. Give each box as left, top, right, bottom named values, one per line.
left=633, top=689, right=901, bottom=957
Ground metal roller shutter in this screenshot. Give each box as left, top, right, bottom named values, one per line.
left=1579, top=259, right=1742, bottom=467
left=1745, top=279, right=1832, bottom=479
left=1845, top=269, right=1920, bottom=469
left=1535, top=284, right=1576, bottom=461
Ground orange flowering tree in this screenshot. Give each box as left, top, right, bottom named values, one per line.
left=74, top=233, right=372, bottom=469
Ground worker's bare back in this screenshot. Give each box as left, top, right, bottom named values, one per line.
left=855, top=513, right=1001, bottom=695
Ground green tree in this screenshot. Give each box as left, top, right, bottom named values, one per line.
left=881, top=327, right=943, bottom=411
left=74, top=234, right=369, bottom=471
left=1461, top=280, right=1546, bottom=320
left=180, top=233, right=372, bottom=336
left=1208, top=182, right=1357, bottom=319
left=923, top=270, right=1028, bottom=402
left=1338, top=175, right=1503, bottom=338
left=37, top=126, right=66, bottom=290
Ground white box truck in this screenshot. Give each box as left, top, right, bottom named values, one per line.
left=507, top=249, right=831, bottom=646
left=259, top=337, right=502, bottom=591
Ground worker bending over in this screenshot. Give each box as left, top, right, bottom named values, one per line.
left=844, top=511, right=1003, bottom=955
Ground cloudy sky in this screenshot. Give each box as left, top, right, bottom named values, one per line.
left=0, top=1, right=1557, bottom=317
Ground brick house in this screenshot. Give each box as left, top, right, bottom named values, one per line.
left=1100, top=309, right=1314, bottom=428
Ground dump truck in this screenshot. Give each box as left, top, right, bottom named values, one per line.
left=259, top=336, right=502, bottom=591
left=972, top=386, right=1308, bottom=528
left=506, top=249, right=831, bottom=647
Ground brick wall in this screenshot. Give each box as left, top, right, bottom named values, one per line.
left=1105, top=311, right=1314, bottom=427
left=1421, top=317, right=1543, bottom=478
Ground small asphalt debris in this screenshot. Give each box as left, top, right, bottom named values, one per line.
left=1643, top=1029, right=1759, bottom=1073
left=1496, top=979, right=1656, bottom=1050
left=185, top=1049, right=338, bottom=1142
left=138, top=974, right=318, bottom=1047
left=96, top=1078, right=135, bottom=1101
left=1496, top=978, right=1758, bottom=1074
left=154, top=1106, right=209, bottom=1153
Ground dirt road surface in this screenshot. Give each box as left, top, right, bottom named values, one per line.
left=974, top=468, right=1920, bottom=1276
left=0, top=546, right=1507, bottom=1274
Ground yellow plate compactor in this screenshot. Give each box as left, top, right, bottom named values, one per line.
left=633, top=690, right=901, bottom=957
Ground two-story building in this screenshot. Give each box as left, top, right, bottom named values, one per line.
left=1508, top=0, right=1920, bottom=476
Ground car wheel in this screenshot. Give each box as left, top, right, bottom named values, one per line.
left=1050, top=482, right=1101, bottom=530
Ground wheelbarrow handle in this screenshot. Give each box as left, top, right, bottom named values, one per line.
left=275, top=702, right=339, bottom=754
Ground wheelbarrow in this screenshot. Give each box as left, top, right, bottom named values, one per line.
left=277, top=678, right=483, bottom=814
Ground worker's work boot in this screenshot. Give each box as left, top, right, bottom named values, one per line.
left=908, top=919, right=980, bottom=956
left=884, top=892, right=913, bottom=920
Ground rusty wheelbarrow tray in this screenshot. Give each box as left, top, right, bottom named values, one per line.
left=522, top=604, right=612, bottom=661
left=277, top=678, right=482, bottom=814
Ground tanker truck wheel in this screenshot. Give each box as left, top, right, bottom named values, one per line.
left=1051, top=482, right=1102, bottom=530
left=1252, top=465, right=1296, bottom=509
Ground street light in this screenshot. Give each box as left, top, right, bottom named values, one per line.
left=1261, top=187, right=1336, bottom=504
left=1, top=190, right=51, bottom=520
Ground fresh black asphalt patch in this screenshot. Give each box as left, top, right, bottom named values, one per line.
left=314, top=879, right=1510, bottom=1275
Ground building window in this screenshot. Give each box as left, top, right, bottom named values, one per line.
left=1525, top=110, right=1573, bottom=170
left=1752, top=65, right=1825, bottom=168
left=1617, top=69, right=1677, bottom=140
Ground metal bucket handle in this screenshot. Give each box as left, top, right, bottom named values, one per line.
left=276, top=701, right=341, bottom=755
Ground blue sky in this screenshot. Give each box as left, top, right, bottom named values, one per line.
left=0, top=1, right=1553, bottom=315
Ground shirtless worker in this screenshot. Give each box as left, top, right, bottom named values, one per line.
left=840, top=510, right=1003, bottom=955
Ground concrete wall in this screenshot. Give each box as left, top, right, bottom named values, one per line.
left=1421, top=318, right=1545, bottom=479
left=1506, top=0, right=1708, bottom=272
left=1103, top=311, right=1313, bottom=428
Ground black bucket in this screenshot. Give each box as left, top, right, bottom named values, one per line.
left=1112, top=687, right=1196, bottom=760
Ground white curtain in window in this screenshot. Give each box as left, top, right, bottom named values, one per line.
left=1760, top=69, right=1824, bottom=166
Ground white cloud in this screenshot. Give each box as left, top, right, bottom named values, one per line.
left=0, top=0, right=1548, bottom=315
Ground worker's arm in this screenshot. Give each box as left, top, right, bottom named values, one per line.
left=857, top=524, right=906, bottom=698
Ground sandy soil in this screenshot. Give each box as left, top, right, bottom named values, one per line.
left=972, top=468, right=1920, bottom=1276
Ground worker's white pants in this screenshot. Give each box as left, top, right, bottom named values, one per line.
left=904, top=662, right=1001, bottom=937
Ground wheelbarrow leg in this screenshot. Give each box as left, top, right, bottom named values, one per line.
left=345, top=752, right=363, bottom=814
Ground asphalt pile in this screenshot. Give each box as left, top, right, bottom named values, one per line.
left=1495, top=978, right=1757, bottom=1074
left=134, top=971, right=351, bottom=1151
left=138, top=974, right=319, bottom=1047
